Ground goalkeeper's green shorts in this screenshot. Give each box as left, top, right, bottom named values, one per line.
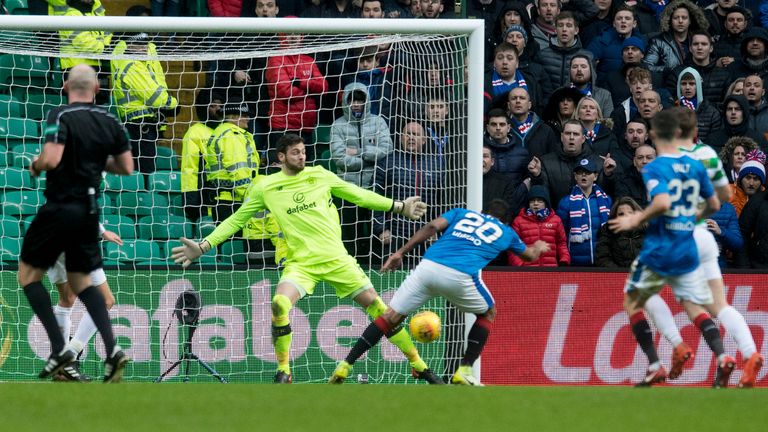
left=280, top=254, right=372, bottom=299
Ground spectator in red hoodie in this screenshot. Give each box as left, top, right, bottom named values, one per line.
left=265, top=26, right=329, bottom=163
left=208, top=0, right=243, bottom=16
left=509, top=185, right=570, bottom=266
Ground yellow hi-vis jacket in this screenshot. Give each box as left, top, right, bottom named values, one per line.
left=59, top=6, right=111, bottom=70
left=204, top=122, right=260, bottom=202
left=111, top=40, right=178, bottom=122
left=241, top=179, right=287, bottom=263
left=48, top=0, right=105, bottom=16
left=180, top=123, right=215, bottom=193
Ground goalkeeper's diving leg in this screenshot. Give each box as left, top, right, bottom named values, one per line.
left=329, top=289, right=443, bottom=384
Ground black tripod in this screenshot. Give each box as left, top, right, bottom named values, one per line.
left=155, top=291, right=227, bottom=383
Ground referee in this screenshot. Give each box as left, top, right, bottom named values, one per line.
left=18, top=64, right=134, bottom=383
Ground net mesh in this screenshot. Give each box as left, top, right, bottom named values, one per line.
left=0, top=23, right=470, bottom=383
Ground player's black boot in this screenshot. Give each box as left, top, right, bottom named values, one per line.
left=412, top=368, right=445, bottom=384
left=103, top=347, right=129, bottom=383
left=54, top=361, right=92, bottom=382
left=39, top=349, right=76, bottom=379
left=274, top=370, right=293, bottom=384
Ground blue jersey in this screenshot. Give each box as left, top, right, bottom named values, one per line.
left=423, top=208, right=527, bottom=275
left=639, top=154, right=714, bottom=276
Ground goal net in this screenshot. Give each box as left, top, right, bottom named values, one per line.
left=0, top=15, right=483, bottom=383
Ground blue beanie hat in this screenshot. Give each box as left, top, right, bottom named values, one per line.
left=622, top=36, right=646, bottom=54
left=505, top=25, right=528, bottom=44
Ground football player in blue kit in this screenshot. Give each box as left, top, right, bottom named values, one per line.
left=610, top=109, right=734, bottom=387
left=329, top=199, right=550, bottom=385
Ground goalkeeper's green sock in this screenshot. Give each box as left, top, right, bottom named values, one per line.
left=389, top=328, right=428, bottom=372
left=272, top=294, right=293, bottom=374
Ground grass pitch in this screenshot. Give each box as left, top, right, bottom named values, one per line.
left=0, top=383, right=766, bottom=432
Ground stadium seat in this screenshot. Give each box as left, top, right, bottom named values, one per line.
left=0, top=215, right=22, bottom=238
left=4, top=0, right=29, bottom=15
left=0, top=145, right=8, bottom=167
left=24, top=93, right=65, bottom=120
left=0, top=237, right=21, bottom=263
left=147, top=171, right=181, bottom=193
left=0, top=54, right=51, bottom=92
left=1, top=190, right=44, bottom=216
left=101, top=214, right=136, bottom=240
left=169, top=194, right=185, bottom=217
left=104, top=172, right=146, bottom=193
left=98, top=193, right=115, bottom=215
left=0, top=94, right=22, bottom=117
left=137, top=215, right=194, bottom=241
left=104, top=239, right=163, bottom=264
left=1, top=118, right=40, bottom=149
left=114, top=191, right=169, bottom=218
left=155, top=146, right=179, bottom=171
left=21, top=214, right=34, bottom=233
left=319, top=149, right=336, bottom=172
left=313, top=124, right=332, bottom=162
left=9, top=143, right=41, bottom=169
left=0, top=167, right=33, bottom=189
left=221, top=240, right=248, bottom=264
left=197, top=216, right=216, bottom=238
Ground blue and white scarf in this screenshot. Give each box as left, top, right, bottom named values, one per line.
left=511, top=112, right=534, bottom=136
left=680, top=96, right=698, bottom=111
left=567, top=185, right=611, bottom=243
left=492, top=70, right=528, bottom=98
left=584, top=123, right=600, bottom=146
left=572, top=82, right=593, bottom=97
left=525, top=207, right=551, bottom=221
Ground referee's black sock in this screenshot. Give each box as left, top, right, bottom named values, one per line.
left=77, top=286, right=116, bottom=356
left=694, top=313, right=725, bottom=357
left=345, top=317, right=388, bottom=365
left=461, top=316, right=492, bottom=367
left=23, top=282, right=66, bottom=353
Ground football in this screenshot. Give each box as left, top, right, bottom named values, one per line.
left=409, top=311, right=441, bottom=343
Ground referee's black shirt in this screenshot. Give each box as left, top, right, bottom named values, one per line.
left=42, top=102, right=131, bottom=202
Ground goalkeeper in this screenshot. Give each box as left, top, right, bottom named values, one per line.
left=173, top=134, right=442, bottom=384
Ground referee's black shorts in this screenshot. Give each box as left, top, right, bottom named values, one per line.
left=21, top=201, right=101, bottom=273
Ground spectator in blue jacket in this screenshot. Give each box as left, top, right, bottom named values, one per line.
left=556, top=158, right=612, bottom=266
left=706, top=201, right=744, bottom=269
left=586, top=4, right=645, bottom=87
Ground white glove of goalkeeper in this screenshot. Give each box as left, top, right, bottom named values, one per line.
left=393, top=196, right=428, bottom=220
left=171, top=237, right=211, bottom=268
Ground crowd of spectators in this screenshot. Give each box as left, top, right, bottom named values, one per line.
left=16, top=0, right=768, bottom=269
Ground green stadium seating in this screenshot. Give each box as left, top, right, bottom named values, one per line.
left=10, top=143, right=41, bottom=169
left=0, top=95, right=22, bottom=117
left=319, top=149, right=336, bottom=172
left=114, top=191, right=169, bottom=218
left=220, top=241, right=248, bottom=264
left=137, top=215, right=194, bottom=240
left=187, top=0, right=209, bottom=16
left=22, top=214, right=34, bottom=233
left=147, top=171, right=181, bottom=193
left=0, top=237, right=21, bottom=263
left=24, top=93, right=66, bottom=121
left=104, top=239, right=163, bottom=263
left=155, top=146, right=179, bottom=171
left=0, top=215, right=22, bottom=238
left=0, top=145, right=8, bottom=167
left=169, top=194, right=185, bottom=216
left=101, top=214, right=136, bottom=240
left=0, top=167, right=33, bottom=189
left=197, top=216, right=216, bottom=238
left=98, top=193, right=115, bottom=215
left=4, top=0, right=29, bottom=15
left=1, top=190, right=44, bottom=216
left=104, top=172, right=146, bottom=193
left=0, top=54, right=51, bottom=92
left=1, top=118, right=40, bottom=149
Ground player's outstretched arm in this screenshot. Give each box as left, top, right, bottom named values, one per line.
left=609, top=193, right=671, bottom=233
left=326, top=170, right=427, bottom=220
left=381, top=216, right=449, bottom=271
left=518, top=240, right=551, bottom=262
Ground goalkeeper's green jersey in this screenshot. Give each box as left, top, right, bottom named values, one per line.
left=205, top=166, right=394, bottom=265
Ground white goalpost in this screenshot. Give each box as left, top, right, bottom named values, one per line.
left=0, top=15, right=484, bottom=383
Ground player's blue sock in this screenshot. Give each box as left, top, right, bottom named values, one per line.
left=77, top=286, right=116, bottom=356
left=630, top=311, right=659, bottom=364
left=461, top=316, right=491, bottom=366
left=23, top=282, right=65, bottom=353
left=694, top=313, right=724, bottom=357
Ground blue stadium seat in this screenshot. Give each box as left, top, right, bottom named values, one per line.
left=114, top=191, right=169, bottom=218
left=0, top=237, right=21, bottom=263
left=137, top=215, right=194, bottom=240
left=101, top=214, right=136, bottom=240
left=0, top=167, right=33, bottom=189
left=1, top=190, right=44, bottom=216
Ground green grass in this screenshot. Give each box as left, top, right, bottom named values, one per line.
left=0, top=383, right=766, bottom=431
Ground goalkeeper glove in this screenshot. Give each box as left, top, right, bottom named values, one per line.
left=171, top=237, right=211, bottom=268
left=393, top=196, right=427, bottom=220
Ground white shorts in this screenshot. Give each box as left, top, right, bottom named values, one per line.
left=624, top=258, right=713, bottom=305
left=388, top=259, right=494, bottom=316
left=47, top=253, right=107, bottom=286
left=693, top=225, right=722, bottom=281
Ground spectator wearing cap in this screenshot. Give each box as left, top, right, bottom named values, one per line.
left=556, top=157, right=612, bottom=266
left=536, top=11, right=591, bottom=89
left=504, top=25, right=554, bottom=100
left=204, top=103, right=260, bottom=224
left=643, top=0, right=710, bottom=74
left=528, top=119, right=608, bottom=206
left=666, top=30, right=731, bottom=104
left=738, top=160, right=768, bottom=269
left=509, top=185, right=570, bottom=267
left=586, top=5, right=646, bottom=87
left=730, top=149, right=766, bottom=215
left=713, top=7, right=751, bottom=67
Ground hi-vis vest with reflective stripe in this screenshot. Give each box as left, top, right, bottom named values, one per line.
left=204, top=122, right=260, bottom=202
left=181, top=123, right=215, bottom=193
left=59, top=7, right=111, bottom=70
left=48, top=0, right=105, bottom=16
left=111, top=41, right=178, bottom=122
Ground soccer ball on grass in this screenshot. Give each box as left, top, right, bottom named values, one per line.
left=409, top=311, right=441, bottom=343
